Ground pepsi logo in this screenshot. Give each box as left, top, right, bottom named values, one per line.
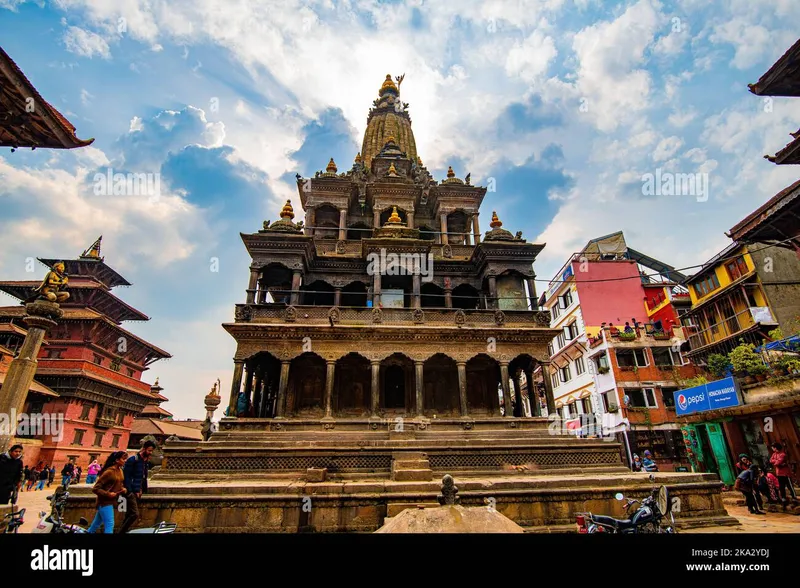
left=678, top=394, right=687, bottom=410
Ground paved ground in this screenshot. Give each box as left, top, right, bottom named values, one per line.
left=6, top=483, right=89, bottom=533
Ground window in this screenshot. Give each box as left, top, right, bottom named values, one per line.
left=551, top=373, right=559, bottom=389
left=88, top=453, right=99, bottom=464
left=72, top=429, right=85, bottom=446
left=693, top=273, right=720, bottom=297
left=127, top=368, right=135, bottom=377
left=93, top=354, right=103, bottom=365
left=616, top=348, right=649, bottom=368
left=671, top=348, right=687, bottom=366
left=594, top=353, right=610, bottom=372
left=79, top=404, right=92, bottom=421
left=46, top=348, right=64, bottom=359
left=556, top=332, right=566, bottom=349
left=110, top=357, right=121, bottom=371
left=559, top=365, right=572, bottom=383
left=603, top=391, right=619, bottom=411
left=111, top=434, right=121, bottom=448
left=560, top=290, right=573, bottom=309
left=567, top=402, right=578, bottom=417
left=93, top=432, right=104, bottom=446
left=627, top=388, right=658, bottom=408
left=575, top=356, right=586, bottom=375
left=116, top=411, right=125, bottom=425
left=581, top=397, right=592, bottom=414
left=651, top=347, right=674, bottom=368
left=564, top=322, right=579, bottom=341
left=725, top=256, right=749, bottom=281
left=551, top=304, right=561, bottom=320
left=661, top=387, right=678, bottom=408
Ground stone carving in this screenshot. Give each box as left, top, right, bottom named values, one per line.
left=270, top=422, right=284, bottom=431
left=454, top=310, right=466, bottom=326
left=494, top=310, right=505, bottom=326
left=412, top=308, right=424, bottom=324
left=235, top=305, right=252, bottom=321
left=323, top=421, right=335, bottom=430
left=336, top=241, right=346, bottom=254
left=371, top=308, right=383, bottom=324
left=442, top=244, right=453, bottom=258
left=534, top=311, right=551, bottom=326
left=328, top=307, right=341, bottom=323
left=285, top=306, right=298, bottom=322
left=28, top=261, right=69, bottom=303
left=438, top=474, right=460, bottom=505
left=463, top=421, right=473, bottom=430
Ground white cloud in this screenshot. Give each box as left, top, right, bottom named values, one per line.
left=63, top=25, right=111, bottom=59
left=653, top=136, right=684, bottom=161
left=80, top=88, right=93, bottom=106
left=505, top=30, right=558, bottom=83
left=668, top=108, right=697, bottom=127
left=709, top=18, right=770, bottom=70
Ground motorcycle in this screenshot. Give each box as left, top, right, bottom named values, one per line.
left=3, top=508, right=25, bottom=534
left=576, top=474, right=676, bottom=534
left=32, top=489, right=177, bottom=534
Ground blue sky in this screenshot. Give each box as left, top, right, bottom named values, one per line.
left=1, top=0, right=799, bottom=419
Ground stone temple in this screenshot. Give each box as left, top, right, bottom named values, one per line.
left=69, top=75, right=735, bottom=531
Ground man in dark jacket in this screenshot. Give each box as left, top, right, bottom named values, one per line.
left=61, top=459, right=75, bottom=487
left=0, top=444, right=24, bottom=505
left=118, top=440, right=155, bottom=533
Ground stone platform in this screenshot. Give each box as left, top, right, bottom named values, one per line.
left=61, top=416, right=738, bottom=532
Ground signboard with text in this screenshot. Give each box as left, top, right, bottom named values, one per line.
left=674, top=376, right=740, bottom=416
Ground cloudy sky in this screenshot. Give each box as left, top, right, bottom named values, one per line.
left=1, top=0, right=798, bottom=419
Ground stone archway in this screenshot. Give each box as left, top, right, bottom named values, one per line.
left=245, top=351, right=282, bottom=418
left=423, top=353, right=459, bottom=417
left=380, top=353, right=413, bottom=414
left=334, top=352, right=370, bottom=416
left=509, top=353, right=539, bottom=417
left=286, top=352, right=326, bottom=417
left=466, top=354, right=502, bottom=416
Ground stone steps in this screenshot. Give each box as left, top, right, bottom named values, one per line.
left=391, top=452, right=433, bottom=482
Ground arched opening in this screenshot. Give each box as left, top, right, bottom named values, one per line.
left=286, top=352, right=326, bottom=417
left=466, top=354, right=502, bottom=416
left=446, top=210, right=469, bottom=245
left=259, top=263, right=293, bottom=304
left=301, top=280, right=335, bottom=306
left=452, top=283, right=480, bottom=310
left=418, top=225, right=436, bottom=241
left=315, top=205, right=340, bottom=239
left=341, top=281, right=368, bottom=307
left=421, top=282, right=445, bottom=308
left=381, top=353, right=413, bottom=413
left=381, top=274, right=412, bottom=308
left=497, top=270, right=528, bottom=311
left=243, top=351, right=282, bottom=418
left=334, top=353, right=370, bottom=416
left=509, top=354, right=539, bottom=417
left=347, top=222, right=370, bottom=240
left=423, top=354, right=459, bottom=416
left=380, top=207, right=407, bottom=226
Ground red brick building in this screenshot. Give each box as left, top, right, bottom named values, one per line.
left=0, top=238, right=170, bottom=469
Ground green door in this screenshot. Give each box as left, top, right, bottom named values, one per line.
left=705, top=422, right=735, bottom=486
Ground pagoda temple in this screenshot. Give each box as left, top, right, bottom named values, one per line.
left=0, top=237, right=170, bottom=467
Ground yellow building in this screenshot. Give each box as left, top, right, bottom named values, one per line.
left=683, top=242, right=778, bottom=361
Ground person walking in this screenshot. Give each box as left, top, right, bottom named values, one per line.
left=75, top=466, right=82, bottom=484
left=735, top=464, right=765, bottom=515
left=25, top=465, right=36, bottom=491
left=118, top=440, right=155, bottom=533
left=86, top=451, right=127, bottom=534
left=769, top=442, right=796, bottom=504
left=60, top=459, right=75, bottom=488
left=47, top=465, right=55, bottom=488
left=0, top=445, right=24, bottom=506
left=86, top=460, right=101, bottom=485
left=35, top=465, right=48, bottom=491
left=21, top=465, right=30, bottom=491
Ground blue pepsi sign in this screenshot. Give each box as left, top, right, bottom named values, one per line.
left=674, top=377, right=740, bottom=416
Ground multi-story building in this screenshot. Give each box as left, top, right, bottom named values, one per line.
left=540, top=232, right=699, bottom=470
left=0, top=238, right=171, bottom=468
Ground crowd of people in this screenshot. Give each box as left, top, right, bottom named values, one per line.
left=734, top=443, right=797, bottom=515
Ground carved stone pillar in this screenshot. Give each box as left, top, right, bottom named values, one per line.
left=257, top=279, right=268, bottom=304
left=253, top=367, right=263, bottom=417
left=373, top=208, right=380, bottom=229
left=457, top=362, right=468, bottom=416
left=440, top=212, right=449, bottom=245
left=275, top=360, right=290, bottom=417
left=228, top=359, right=244, bottom=416
left=527, top=278, right=538, bottom=310
left=512, top=369, right=523, bottom=417
left=414, top=360, right=424, bottom=417
left=541, top=362, right=556, bottom=415
left=473, top=213, right=480, bottom=244
left=444, top=288, right=453, bottom=309
left=290, top=270, right=302, bottom=306
left=488, top=275, right=498, bottom=309
left=305, top=207, right=314, bottom=237
left=412, top=260, right=421, bottom=309
left=524, top=367, right=539, bottom=417
left=465, top=229, right=472, bottom=246
left=371, top=360, right=380, bottom=416
left=339, top=209, right=347, bottom=241
left=373, top=271, right=382, bottom=307
left=246, top=267, right=259, bottom=304
left=324, top=360, right=335, bottom=418
left=500, top=362, right=513, bottom=417
left=243, top=366, right=253, bottom=413
left=407, top=210, right=414, bottom=229
left=334, top=288, right=342, bottom=307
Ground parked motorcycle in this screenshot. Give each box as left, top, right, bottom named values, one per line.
left=3, top=508, right=25, bottom=534
left=576, top=474, right=676, bottom=534
left=31, top=489, right=177, bottom=534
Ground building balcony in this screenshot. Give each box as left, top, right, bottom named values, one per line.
left=232, top=303, right=551, bottom=328
left=95, top=416, right=116, bottom=429
left=687, top=306, right=777, bottom=352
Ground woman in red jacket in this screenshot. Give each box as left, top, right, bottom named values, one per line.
left=769, top=442, right=796, bottom=504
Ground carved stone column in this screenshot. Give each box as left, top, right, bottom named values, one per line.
left=407, top=210, right=415, bottom=229
left=524, top=367, right=539, bottom=417
left=339, top=209, right=347, bottom=241
left=243, top=366, right=254, bottom=413
left=373, top=271, right=382, bottom=307
left=488, top=275, right=498, bottom=309
left=444, top=288, right=453, bottom=308
left=257, top=279, right=268, bottom=304
left=304, top=207, right=314, bottom=237
left=440, top=212, right=449, bottom=245
left=512, top=369, right=523, bottom=417
left=473, top=213, right=480, bottom=244
left=275, top=360, right=290, bottom=417
left=500, top=361, right=513, bottom=417
left=457, top=362, right=468, bottom=416
left=412, top=260, right=421, bottom=309
left=371, top=360, right=381, bottom=416
left=290, top=269, right=302, bottom=305
left=373, top=208, right=380, bottom=229
left=527, top=278, right=538, bottom=310
left=414, top=360, right=424, bottom=417
left=324, top=360, right=335, bottom=418
left=246, top=267, right=259, bottom=304
left=227, top=359, right=244, bottom=416
left=334, top=288, right=342, bottom=307
left=541, top=362, right=556, bottom=415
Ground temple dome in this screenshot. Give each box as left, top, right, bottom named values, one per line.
left=361, top=74, right=418, bottom=168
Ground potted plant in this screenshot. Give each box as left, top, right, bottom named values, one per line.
left=728, top=341, right=767, bottom=384
left=618, top=331, right=636, bottom=341
left=706, top=353, right=731, bottom=379
left=598, top=366, right=610, bottom=375
left=652, top=329, right=670, bottom=340
left=787, top=359, right=800, bottom=375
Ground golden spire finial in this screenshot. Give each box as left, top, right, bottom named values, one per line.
left=387, top=206, right=402, bottom=224
left=81, top=236, right=103, bottom=260
left=387, top=162, right=398, bottom=176
left=280, top=199, right=295, bottom=220
left=447, top=166, right=455, bottom=178
left=326, top=158, right=337, bottom=173
left=153, top=377, right=159, bottom=387
left=386, top=136, right=396, bottom=145
left=417, top=156, right=423, bottom=166
left=380, top=74, right=398, bottom=94
left=354, top=152, right=362, bottom=163
left=490, top=211, right=502, bottom=228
